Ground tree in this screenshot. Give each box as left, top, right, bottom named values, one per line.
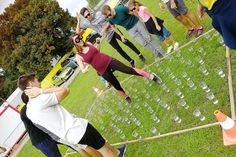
left=0, top=0, right=76, bottom=99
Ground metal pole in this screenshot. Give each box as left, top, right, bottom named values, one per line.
left=226, top=46, right=236, bottom=120
left=111, top=122, right=220, bottom=146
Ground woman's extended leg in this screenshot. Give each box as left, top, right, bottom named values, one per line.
left=102, top=68, right=130, bottom=101
left=109, top=59, right=162, bottom=84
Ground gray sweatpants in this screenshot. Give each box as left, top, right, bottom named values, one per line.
left=128, top=20, right=166, bottom=58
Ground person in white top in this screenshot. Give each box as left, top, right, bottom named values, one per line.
left=157, top=0, right=204, bottom=38
left=17, top=74, right=127, bottom=157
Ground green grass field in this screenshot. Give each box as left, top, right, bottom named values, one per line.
left=18, top=0, right=236, bottom=157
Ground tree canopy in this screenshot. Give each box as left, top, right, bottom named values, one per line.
left=0, top=0, right=76, bottom=99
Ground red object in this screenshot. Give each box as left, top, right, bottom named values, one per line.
left=0, top=105, right=26, bottom=157
left=78, top=45, right=112, bottom=75
left=214, top=110, right=236, bottom=146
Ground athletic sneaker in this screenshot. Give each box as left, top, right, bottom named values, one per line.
left=195, top=27, right=204, bottom=38
left=130, top=59, right=135, bottom=67
left=186, top=28, right=195, bottom=39
left=125, top=97, right=132, bottom=104
left=139, top=55, right=146, bottom=63
left=173, top=42, right=179, bottom=51
left=118, top=144, right=127, bottom=157
left=167, top=45, right=173, bottom=54
left=152, top=73, right=162, bottom=85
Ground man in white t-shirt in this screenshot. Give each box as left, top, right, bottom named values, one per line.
left=17, top=74, right=126, bottom=157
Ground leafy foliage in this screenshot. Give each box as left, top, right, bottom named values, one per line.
left=0, top=0, right=76, bottom=98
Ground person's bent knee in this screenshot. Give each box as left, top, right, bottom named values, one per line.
left=175, top=15, right=182, bottom=20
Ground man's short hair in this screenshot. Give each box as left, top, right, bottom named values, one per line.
left=17, top=73, right=35, bottom=91
left=102, top=5, right=111, bottom=15
left=21, top=93, right=29, bottom=104
left=80, top=7, right=89, bottom=16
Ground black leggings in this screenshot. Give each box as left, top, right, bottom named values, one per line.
left=101, top=59, right=149, bottom=97
left=79, top=123, right=105, bottom=150
left=109, top=32, right=142, bottom=62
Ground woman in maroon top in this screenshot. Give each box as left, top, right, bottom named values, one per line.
left=72, top=34, right=162, bottom=103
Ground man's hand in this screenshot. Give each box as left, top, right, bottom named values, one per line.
left=96, top=37, right=101, bottom=44
left=158, top=2, right=165, bottom=10
left=101, top=29, right=107, bottom=36
left=170, top=0, right=177, bottom=9
left=197, top=4, right=206, bottom=20
left=121, top=36, right=127, bottom=43
left=24, top=87, right=41, bottom=98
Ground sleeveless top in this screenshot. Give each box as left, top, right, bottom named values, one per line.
left=137, top=6, right=151, bottom=22
left=76, top=44, right=112, bottom=75
left=199, top=0, right=218, bottom=10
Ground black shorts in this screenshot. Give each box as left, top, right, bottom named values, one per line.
left=78, top=123, right=106, bottom=149
left=145, top=17, right=164, bottom=36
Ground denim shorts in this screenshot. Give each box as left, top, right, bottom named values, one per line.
left=156, top=26, right=171, bottom=42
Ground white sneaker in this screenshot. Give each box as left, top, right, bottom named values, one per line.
left=167, top=45, right=173, bottom=54
left=173, top=42, right=179, bottom=50
left=152, top=73, right=162, bottom=85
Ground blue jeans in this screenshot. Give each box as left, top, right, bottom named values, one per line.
left=34, top=137, right=61, bottom=157
left=156, top=26, right=171, bottom=42
left=128, top=20, right=166, bottom=57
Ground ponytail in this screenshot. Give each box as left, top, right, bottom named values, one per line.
left=74, top=42, right=88, bottom=54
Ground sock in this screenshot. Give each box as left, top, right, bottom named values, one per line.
left=117, top=90, right=128, bottom=98
left=133, top=68, right=150, bottom=78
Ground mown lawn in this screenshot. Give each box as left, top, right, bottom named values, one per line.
left=18, top=0, right=236, bottom=157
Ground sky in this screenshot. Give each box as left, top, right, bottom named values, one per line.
left=0, top=0, right=88, bottom=16
left=0, top=0, right=15, bottom=14
left=57, top=0, right=88, bottom=17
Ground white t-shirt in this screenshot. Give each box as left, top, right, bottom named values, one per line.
left=26, top=93, right=88, bottom=145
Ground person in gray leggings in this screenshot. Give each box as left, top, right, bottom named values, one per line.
left=101, top=5, right=166, bottom=60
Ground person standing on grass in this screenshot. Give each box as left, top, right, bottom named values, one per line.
left=20, top=93, right=102, bottom=157
left=78, top=7, right=146, bottom=67
left=197, top=0, right=236, bottom=50
left=101, top=5, right=167, bottom=60
left=18, top=74, right=127, bottom=157
left=157, top=0, right=204, bottom=38
left=72, top=34, right=162, bottom=103
left=130, top=1, right=179, bottom=54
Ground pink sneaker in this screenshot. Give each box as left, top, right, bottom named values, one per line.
left=195, top=27, right=204, bottom=38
